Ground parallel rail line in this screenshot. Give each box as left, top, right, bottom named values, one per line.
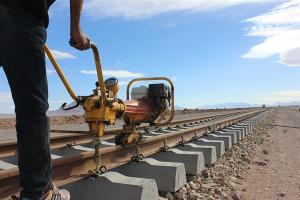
left=0, top=109, right=254, bottom=157
left=0, top=109, right=265, bottom=198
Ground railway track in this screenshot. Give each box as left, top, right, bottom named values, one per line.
left=0, top=109, right=253, bottom=157
left=0, top=108, right=268, bottom=199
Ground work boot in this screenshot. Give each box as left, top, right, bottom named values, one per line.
left=41, top=182, right=70, bottom=200
left=11, top=183, right=70, bottom=200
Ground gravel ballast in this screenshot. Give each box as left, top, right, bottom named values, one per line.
left=172, top=113, right=274, bottom=200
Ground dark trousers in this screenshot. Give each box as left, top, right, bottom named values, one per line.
left=0, top=3, right=51, bottom=199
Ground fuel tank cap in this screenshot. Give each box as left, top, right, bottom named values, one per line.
left=104, top=77, right=118, bottom=89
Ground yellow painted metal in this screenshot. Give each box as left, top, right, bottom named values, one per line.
left=44, top=43, right=174, bottom=148
left=83, top=96, right=125, bottom=123
left=43, top=44, right=79, bottom=102
left=44, top=42, right=128, bottom=172
left=44, top=43, right=125, bottom=138
left=126, top=77, right=175, bottom=126
left=90, top=44, right=107, bottom=103
left=97, top=123, right=105, bottom=137
left=110, top=84, right=120, bottom=97
left=126, top=132, right=141, bottom=145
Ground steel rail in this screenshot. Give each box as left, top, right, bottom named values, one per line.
left=50, top=109, right=253, bottom=134
left=0, top=109, right=265, bottom=198
left=0, top=109, right=255, bottom=158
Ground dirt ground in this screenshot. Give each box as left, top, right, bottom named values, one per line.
left=174, top=106, right=300, bottom=200
left=237, top=107, right=300, bottom=200
left=0, top=115, right=85, bottom=129
left=0, top=108, right=243, bottom=130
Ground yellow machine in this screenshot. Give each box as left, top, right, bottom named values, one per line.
left=44, top=43, right=174, bottom=175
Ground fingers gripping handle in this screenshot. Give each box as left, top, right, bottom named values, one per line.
left=43, top=43, right=107, bottom=105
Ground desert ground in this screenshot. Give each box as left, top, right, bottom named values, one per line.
left=174, top=107, right=300, bottom=200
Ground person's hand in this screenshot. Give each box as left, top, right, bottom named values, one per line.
left=70, top=29, right=91, bottom=51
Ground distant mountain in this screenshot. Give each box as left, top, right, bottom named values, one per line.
left=272, top=101, right=300, bottom=106
left=198, top=102, right=261, bottom=109
left=197, top=101, right=300, bottom=109
left=0, top=113, right=15, bottom=119
left=47, top=101, right=84, bottom=116
left=174, top=105, right=184, bottom=110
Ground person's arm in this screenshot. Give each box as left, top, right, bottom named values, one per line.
left=70, top=0, right=90, bottom=50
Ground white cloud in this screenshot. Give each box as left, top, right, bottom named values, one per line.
left=247, top=0, right=300, bottom=25
left=46, top=68, right=55, bottom=75
left=280, top=47, right=300, bottom=66
left=243, top=0, right=300, bottom=67
left=80, top=69, right=145, bottom=78
left=258, top=90, right=300, bottom=103
left=84, top=0, right=275, bottom=20
left=243, top=29, right=300, bottom=58
left=104, top=69, right=145, bottom=78
left=80, top=70, right=96, bottom=75
left=50, top=50, right=76, bottom=60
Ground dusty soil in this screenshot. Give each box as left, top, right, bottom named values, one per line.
left=0, top=115, right=85, bottom=129
left=0, top=108, right=243, bottom=130
left=237, top=107, right=300, bottom=200
left=173, top=107, right=300, bottom=200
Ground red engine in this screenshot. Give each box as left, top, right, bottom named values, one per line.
left=123, top=83, right=171, bottom=126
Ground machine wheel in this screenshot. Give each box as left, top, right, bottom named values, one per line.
left=115, top=132, right=142, bottom=148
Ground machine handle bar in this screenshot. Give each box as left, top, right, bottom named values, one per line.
left=43, top=43, right=107, bottom=104
left=61, top=101, right=80, bottom=111
left=43, top=44, right=79, bottom=102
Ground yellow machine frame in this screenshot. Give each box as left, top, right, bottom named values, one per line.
left=44, top=43, right=175, bottom=174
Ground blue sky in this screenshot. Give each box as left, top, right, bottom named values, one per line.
left=1, top=0, right=300, bottom=113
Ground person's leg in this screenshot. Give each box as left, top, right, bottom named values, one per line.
left=0, top=5, right=51, bottom=199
